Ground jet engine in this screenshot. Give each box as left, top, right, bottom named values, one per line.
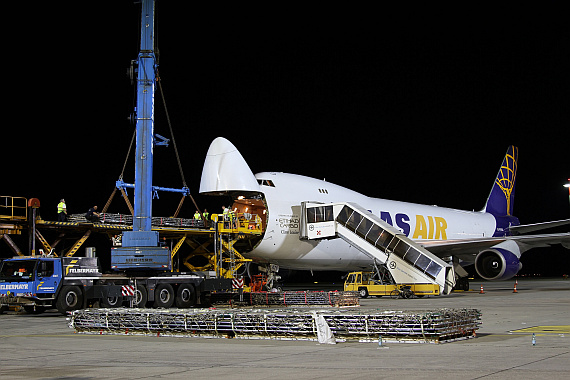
left=474, top=248, right=522, bottom=281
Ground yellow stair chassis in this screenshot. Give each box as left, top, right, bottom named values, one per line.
left=344, top=271, right=440, bottom=296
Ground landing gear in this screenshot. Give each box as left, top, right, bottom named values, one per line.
left=257, top=264, right=282, bottom=291
left=454, top=277, right=470, bottom=291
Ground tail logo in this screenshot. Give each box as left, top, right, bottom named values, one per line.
left=495, top=146, right=518, bottom=216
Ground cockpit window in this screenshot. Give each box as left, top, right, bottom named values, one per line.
left=257, top=179, right=275, bottom=187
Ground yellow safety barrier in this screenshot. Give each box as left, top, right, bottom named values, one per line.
left=0, top=196, right=28, bottom=221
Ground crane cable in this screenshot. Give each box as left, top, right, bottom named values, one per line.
left=156, top=73, right=201, bottom=214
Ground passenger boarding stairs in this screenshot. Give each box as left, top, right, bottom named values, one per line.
left=300, top=202, right=456, bottom=295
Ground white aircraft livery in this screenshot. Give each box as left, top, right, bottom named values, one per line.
left=200, top=137, right=569, bottom=290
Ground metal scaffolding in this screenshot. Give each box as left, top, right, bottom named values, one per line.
left=210, top=290, right=360, bottom=307
left=69, top=307, right=481, bottom=343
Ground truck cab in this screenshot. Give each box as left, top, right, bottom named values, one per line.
left=0, top=257, right=63, bottom=313
left=1, top=256, right=122, bottom=314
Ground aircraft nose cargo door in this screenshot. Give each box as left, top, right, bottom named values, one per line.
left=300, top=202, right=456, bottom=294
left=200, top=137, right=260, bottom=194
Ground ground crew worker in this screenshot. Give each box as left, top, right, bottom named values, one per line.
left=222, top=206, right=229, bottom=228
left=229, top=208, right=237, bottom=229
left=85, top=205, right=100, bottom=223
left=201, top=209, right=210, bottom=227
left=194, top=210, right=202, bottom=220
left=57, top=199, right=67, bottom=222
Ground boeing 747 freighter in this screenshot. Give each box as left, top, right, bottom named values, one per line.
left=200, top=137, right=569, bottom=291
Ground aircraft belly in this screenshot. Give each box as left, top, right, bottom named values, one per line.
left=248, top=236, right=371, bottom=271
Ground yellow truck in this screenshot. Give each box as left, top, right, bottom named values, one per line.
left=344, top=271, right=440, bottom=298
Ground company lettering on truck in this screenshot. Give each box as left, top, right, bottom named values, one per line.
left=0, top=283, right=30, bottom=290
left=65, top=259, right=100, bottom=276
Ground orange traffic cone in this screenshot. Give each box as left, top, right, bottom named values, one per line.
left=479, top=284, right=485, bottom=294
left=513, top=280, right=518, bottom=293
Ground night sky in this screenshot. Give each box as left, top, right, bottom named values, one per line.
left=3, top=3, right=568, bottom=274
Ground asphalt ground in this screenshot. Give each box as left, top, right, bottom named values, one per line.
left=1, top=278, right=569, bottom=379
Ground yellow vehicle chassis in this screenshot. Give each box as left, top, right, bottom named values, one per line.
left=344, top=271, right=440, bottom=297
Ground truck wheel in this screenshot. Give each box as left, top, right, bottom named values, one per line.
left=56, top=286, right=83, bottom=314
left=358, top=287, right=369, bottom=298
left=100, top=282, right=124, bottom=308
left=101, top=294, right=123, bottom=308
left=175, top=284, right=196, bottom=308
left=153, top=283, right=175, bottom=308
left=133, top=284, right=148, bottom=308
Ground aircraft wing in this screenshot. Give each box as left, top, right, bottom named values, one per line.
left=420, top=232, right=570, bottom=262
left=509, top=218, right=570, bottom=234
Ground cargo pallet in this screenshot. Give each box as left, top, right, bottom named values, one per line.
left=210, top=290, right=360, bottom=308
left=69, top=307, right=481, bottom=344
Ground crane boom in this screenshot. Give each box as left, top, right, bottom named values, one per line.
left=112, top=0, right=187, bottom=270
left=133, top=0, right=156, bottom=233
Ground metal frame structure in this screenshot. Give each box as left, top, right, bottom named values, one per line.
left=69, top=307, right=482, bottom=343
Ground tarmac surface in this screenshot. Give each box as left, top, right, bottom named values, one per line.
left=1, top=278, right=569, bottom=379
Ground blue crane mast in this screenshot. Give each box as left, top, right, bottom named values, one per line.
left=112, top=0, right=189, bottom=271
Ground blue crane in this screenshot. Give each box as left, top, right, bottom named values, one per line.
left=112, top=0, right=189, bottom=270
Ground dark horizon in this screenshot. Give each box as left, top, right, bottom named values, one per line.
left=2, top=3, right=568, bottom=275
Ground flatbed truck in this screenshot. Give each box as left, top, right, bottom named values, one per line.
left=0, top=256, right=231, bottom=314
left=344, top=271, right=440, bottom=298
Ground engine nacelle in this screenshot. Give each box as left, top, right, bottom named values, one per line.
left=474, top=248, right=522, bottom=281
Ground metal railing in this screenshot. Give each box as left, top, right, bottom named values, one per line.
left=0, top=196, right=27, bottom=221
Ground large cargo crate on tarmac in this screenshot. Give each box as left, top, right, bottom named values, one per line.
left=69, top=307, right=481, bottom=343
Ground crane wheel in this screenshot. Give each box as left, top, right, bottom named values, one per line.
left=56, top=286, right=83, bottom=314
left=175, top=284, right=196, bottom=308
left=153, top=283, right=175, bottom=308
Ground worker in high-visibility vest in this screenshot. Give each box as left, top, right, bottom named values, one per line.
left=57, top=199, right=67, bottom=222
left=194, top=211, right=202, bottom=220
left=229, top=208, right=237, bottom=229
left=202, top=209, right=209, bottom=221
left=222, top=206, right=230, bottom=228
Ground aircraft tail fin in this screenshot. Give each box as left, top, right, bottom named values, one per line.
left=483, top=145, right=519, bottom=217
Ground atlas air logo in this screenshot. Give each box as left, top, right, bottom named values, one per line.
left=380, top=212, right=448, bottom=240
